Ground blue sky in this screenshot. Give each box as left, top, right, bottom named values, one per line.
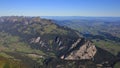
left=0, top=0, right=120, bottom=17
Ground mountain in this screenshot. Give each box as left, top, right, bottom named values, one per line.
left=0, top=16, right=119, bottom=68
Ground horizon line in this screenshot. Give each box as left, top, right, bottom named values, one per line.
left=0, top=15, right=120, bottom=18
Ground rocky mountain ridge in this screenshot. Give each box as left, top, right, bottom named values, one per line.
left=61, top=38, right=97, bottom=60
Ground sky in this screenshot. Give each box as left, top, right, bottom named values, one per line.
left=0, top=0, right=120, bottom=17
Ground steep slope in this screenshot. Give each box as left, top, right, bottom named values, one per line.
left=60, top=38, right=97, bottom=60
left=43, top=38, right=116, bottom=68
left=56, top=37, right=116, bottom=64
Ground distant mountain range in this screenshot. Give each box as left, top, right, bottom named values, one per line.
left=41, top=16, right=120, bottom=22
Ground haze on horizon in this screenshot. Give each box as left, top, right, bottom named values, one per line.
left=0, top=0, right=120, bottom=17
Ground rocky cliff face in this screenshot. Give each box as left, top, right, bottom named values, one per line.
left=60, top=39, right=97, bottom=60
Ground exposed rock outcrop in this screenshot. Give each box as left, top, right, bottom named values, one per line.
left=51, top=36, right=116, bottom=66
left=30, top=37, right=42, bottom=44
left=60, top=38, right=97, bottom=60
